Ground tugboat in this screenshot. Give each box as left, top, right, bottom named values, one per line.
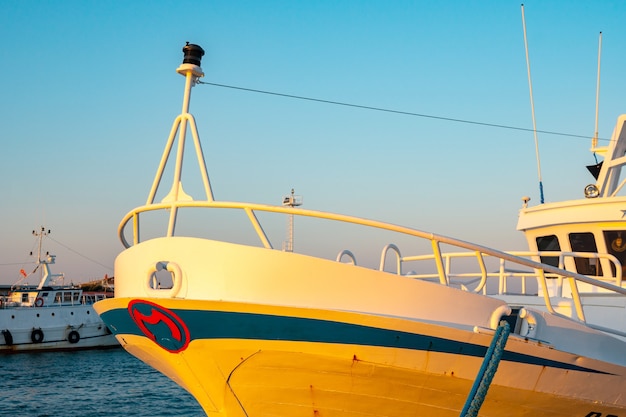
left=0, top=227, right=118, bottom=352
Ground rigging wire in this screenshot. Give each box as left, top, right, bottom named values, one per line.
left=46, top=236, right=113, bottom=272
left=198, top=81, right=609, bottom=143
left=0, top=240, right=40, bottom=270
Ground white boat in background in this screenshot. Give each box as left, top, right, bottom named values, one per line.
left=95, top=44, right=626, bottom=417
left=0, top=227, right=118, bottom=352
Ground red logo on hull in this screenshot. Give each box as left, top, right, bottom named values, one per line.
left=128, top=299, right=190, bottom=353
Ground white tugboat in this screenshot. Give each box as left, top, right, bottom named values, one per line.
left=0, top=227, right=118, bottom=352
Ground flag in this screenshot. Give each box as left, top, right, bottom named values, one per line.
left=20, top=269, right=26, bottom=277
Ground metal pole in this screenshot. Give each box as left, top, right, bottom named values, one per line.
left=521, top=4, right=545, bottom=204
left=593, top=32, right=602, bottom=150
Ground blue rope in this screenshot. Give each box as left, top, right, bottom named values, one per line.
left=460, top=320, right=511, bottom=417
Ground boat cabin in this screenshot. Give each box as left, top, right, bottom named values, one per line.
left=518, top=115, right=626, bottom=285
left=523, top=223, right=626, bottom=282
left=6, top=287, right=84, bottom=308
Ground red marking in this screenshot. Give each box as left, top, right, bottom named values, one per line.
left=128, top=299, right=190, bottom=353
left=133, top=308, right=181, bottom=342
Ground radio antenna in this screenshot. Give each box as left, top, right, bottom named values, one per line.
left=592, top=31, right=602, bottom=156
left=521, top=4, right=544, bottom=204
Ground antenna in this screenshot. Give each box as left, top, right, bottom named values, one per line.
left=282, top=189, right=303, bottom=252
left=592, top=31, right=602, bottom=153
left=521, top=4, right=545, bottom=204
left=33, top=226, right=49, bottom=267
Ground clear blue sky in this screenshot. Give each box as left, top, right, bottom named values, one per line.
left=1, top=1, right=625, bottom=284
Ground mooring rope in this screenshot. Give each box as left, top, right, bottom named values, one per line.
left=460, top=320, right=511, bottom=417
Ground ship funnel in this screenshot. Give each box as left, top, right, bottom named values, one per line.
left=182, top=42, right=204, bottom=66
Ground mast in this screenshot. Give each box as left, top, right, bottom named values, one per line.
left=145, top=42, right=214, bottom=239
left=32, top=227, right=64, bottom=289
left=282, top=189, right=303, bottom=252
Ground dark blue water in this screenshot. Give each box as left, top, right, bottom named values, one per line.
left=1, top=348, right=206, bottom=416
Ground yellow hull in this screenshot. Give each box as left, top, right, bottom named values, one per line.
left=96, top=297, right=626, bottom=417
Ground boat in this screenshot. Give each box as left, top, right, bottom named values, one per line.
left=499, top=119, right=626, bottom=339
left=0, top=227, right=119, bottom=352
left=94, top=44, right=626, bottom=417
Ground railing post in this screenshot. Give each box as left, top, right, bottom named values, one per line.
left=379, top=244, right=402, bottom=274
left=431, top=240, right=448, bottom=285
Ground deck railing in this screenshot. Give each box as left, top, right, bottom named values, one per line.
left=394, top=250, right=623, bottom=293
left=119, top=200, right=626, bottom=338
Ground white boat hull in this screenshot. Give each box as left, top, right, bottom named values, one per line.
left=0, top=304, right=118, bottom=352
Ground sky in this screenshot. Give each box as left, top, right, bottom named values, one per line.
left=1, top=1, right=626, bottom=285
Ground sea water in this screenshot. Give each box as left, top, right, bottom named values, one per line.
left=0, top=348, right=205, bottom=416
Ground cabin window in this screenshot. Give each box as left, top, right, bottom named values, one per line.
left=536, top=235, right=560, bottom=267
left=21, top=293, right=29, bottom=303
left=569, top=232, right=601, bottom=276
left=63, top=292, right=72, bottom=303
left=73, top=292, right=79, bottom=302
left=603, top=230, right=626, bottom=276
left=54, top=292, right=61, bottom=303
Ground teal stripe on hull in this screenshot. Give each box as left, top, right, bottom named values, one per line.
left=101, top=306, right=611, bottom=375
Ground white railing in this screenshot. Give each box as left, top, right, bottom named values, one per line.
left=391, top=251, right=623, bottom=293
left=118, top=200, right=626, bottom=337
